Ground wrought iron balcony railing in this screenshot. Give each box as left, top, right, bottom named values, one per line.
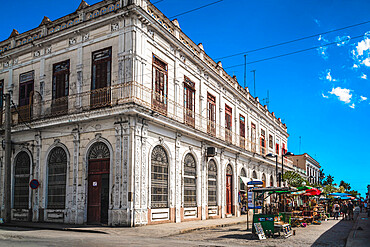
left=1, top=81, right=293, bottom=168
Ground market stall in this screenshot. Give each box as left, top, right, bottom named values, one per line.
left=250, top=187, right=297, bottom=238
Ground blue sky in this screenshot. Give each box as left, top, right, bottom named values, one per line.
left=1, top=0, right=369, bottom=197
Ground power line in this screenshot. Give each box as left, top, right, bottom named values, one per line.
left=169, top=0, right=224, bottom=19
left=215, top=20, right=370, bottom=60
left=224, top=34, right=362, bottom=68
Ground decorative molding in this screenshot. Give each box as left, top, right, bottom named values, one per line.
left=69, top=38, right=77, bottom=46
left=111, top=23, right=119, bottom=32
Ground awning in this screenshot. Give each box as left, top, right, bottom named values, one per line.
left=240, top=176, right=249, bottom=185
left=247, top=180, right=263, bottom=185
left=303, top=188, right=321, bottom=196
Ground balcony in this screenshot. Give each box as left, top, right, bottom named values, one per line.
left=1, top=81, right=292, bottom=166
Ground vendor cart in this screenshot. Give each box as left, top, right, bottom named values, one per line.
left=250, top=186, right=297, bottom=238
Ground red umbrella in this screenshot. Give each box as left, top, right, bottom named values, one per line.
left=303, top=188, right=321, bottom=196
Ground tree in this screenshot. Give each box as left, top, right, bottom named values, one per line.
left=322, top=174, right=334, bottom=185
left=283, top=171, right=307, bottom=187
left=339, top=180, right=351, bottom=191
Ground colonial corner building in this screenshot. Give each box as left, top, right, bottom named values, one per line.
left=0, top=0, right=293, bottom=226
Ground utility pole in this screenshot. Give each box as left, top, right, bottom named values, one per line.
left=4, top=93, right=11, bottom=223
left=250, top=70, right=256, bottom=97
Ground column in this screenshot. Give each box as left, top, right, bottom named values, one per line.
left=175, top=133, right=181, bottom=222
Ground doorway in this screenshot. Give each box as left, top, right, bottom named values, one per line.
left=87, top=143, right=110, bottom=224
left=226, top=165, right=233, bottom=215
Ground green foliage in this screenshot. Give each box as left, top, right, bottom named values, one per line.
left=322, top=184, right=337, bottom=196
left=339, top=180, right=351, bottom=191
left=322, top=174, right=334, bottom=185
left=283, top=171, right=307, bottom=187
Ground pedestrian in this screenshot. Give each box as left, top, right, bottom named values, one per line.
left=348, top=201, right=354, bottom=220
left=341, top=201, right=348, bottom=220
left=354, top=204, right=360, bottom=221
left=332, top=201, right=340, bottom=220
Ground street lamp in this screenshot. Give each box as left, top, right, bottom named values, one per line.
left=266, top=153, right=278, bottom=187
left=266, top=151, right=294, bottom=187
left=282, top=151, right=294, bottom=187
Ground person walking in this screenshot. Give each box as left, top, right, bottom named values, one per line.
left=348, top=201, right=354, bottom=220
left=332, top=201, right=340, bottom=220
left=354, top=203, right=360, bottom=221
left=341, top=201, right=348, bottom=220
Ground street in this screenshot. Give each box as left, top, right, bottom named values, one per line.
left=0, top=218, right=355, bottom=247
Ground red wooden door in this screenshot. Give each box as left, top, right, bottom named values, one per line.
left=226, top=174, right=233, bottom=214
left=87, top=174, right=102, bottom=224
left=87, top=159, right=109, bottom=224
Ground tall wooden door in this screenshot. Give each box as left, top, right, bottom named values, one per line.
left=87, top=159, right=109, bottom=224
left=226, top=165, right=233, bottom=215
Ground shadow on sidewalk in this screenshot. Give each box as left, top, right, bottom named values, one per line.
left=311, top=219, right=354, bottom=247
left=0, top=221, right=110, bottom=234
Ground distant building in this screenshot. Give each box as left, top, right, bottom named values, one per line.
left=0, top=0, right=294, bottom=226
left=290, top=153, right=320, bottom=184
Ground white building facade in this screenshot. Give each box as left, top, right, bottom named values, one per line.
left=0, top=0, right=293, bottom=226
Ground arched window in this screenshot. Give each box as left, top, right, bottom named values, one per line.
left=151, top=146, right=169, bottom=208
left=270, top=175, right=274, bottom=187
left=240, top=168, right=246, bottom=192
left=14, top=151, right=30, bottom=209
left=47, top=147, right=67, bottom=209
left=184, top=153, right=196, bottom=207
left=252, top=170, right=257, bottom=179
left=208, top=160, right=217, bottom=206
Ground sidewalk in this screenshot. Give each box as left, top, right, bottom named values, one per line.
left=346, top=212, right=370, bottom=247
left=2, top=215, right=249, bottom=237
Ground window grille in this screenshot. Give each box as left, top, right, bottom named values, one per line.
left=14, top=151, right=30, bottom=209
left=151, top=146, right=169, bottom=208
left=208, top=160, right=217, bottom=206
left=183, top=153, right=196, bottom=207
left=47, top=147, right=67, bottom=209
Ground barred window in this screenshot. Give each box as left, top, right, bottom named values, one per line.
left=208, top=160, right=217, bottom=206
left=184, top=153, right=196, bottom=208
left=14, top=151, right=30, bottom=209
left=151, top=146, right=169, bottom=208
left=252, top=170, right=257, bottom=179
left=47, top=147, right=67, bottom=209
left=240, top=168, right=246, bottom=192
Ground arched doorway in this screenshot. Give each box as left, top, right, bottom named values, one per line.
left=226, top=165, right=233, bottom=215
left=87, top=142, right=110, bottom=224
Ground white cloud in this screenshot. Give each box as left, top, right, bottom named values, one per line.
left=360, top=96, right=368, bottom=101
left=322, top=93, right=329, bottom=99
left=361, top=73, right=367, bottom=79
left=335, top=36, right=351, bottom=47
left=363, top=58, right=370, bottom=67
left=349, top=103, right=355, bottom=109
left=322, top=70, right=336, bottom=82
left=352, top=32, right=370, bottom=68
left=317, top=46, right=328, bottom=59
left=329, top=87, right=352, bottom=103
left=314, top=19, right=320, bottom=27
left=353, top=64, right=359, bottom=68
left=356, top=37, right=370, bottom=56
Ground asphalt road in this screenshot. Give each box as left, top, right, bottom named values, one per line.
left=0, top=218, right=354, bottom=247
